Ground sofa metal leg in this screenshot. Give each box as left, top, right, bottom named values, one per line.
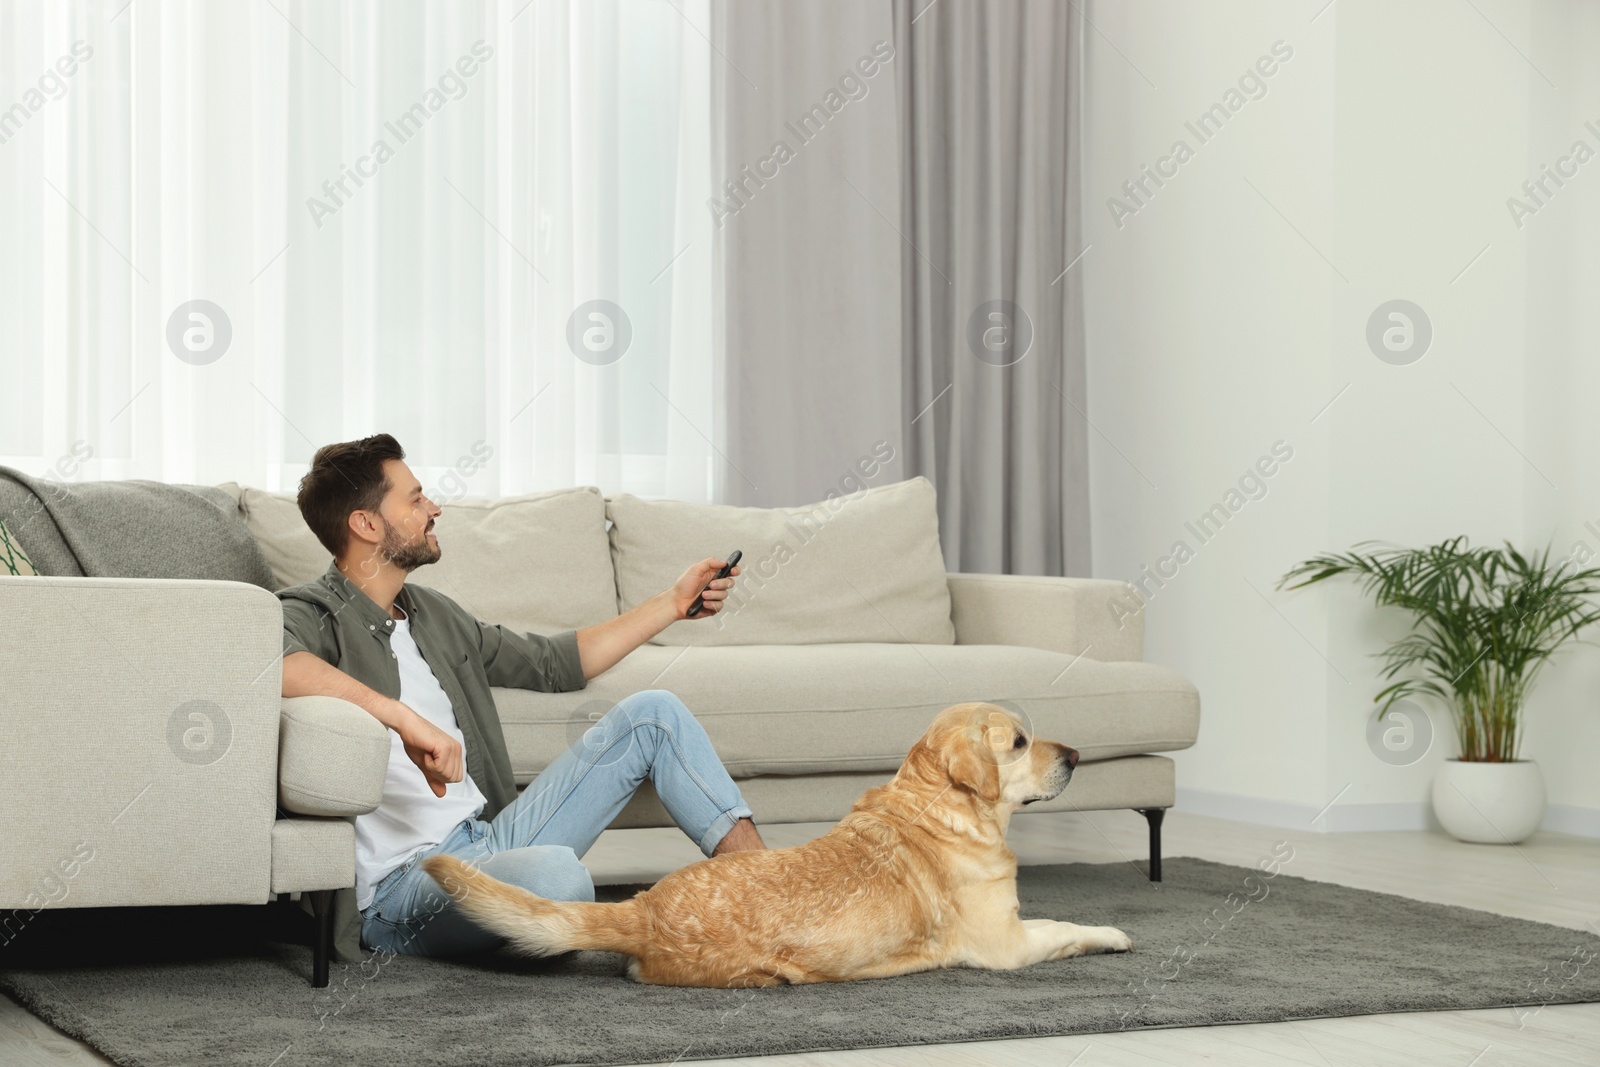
left=1137, top=808, right=1166, bottom=882
left=310, top=889, right=333, bottom=988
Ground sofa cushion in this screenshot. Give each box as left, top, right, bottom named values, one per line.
left=0, top=518, right=37, bottom=576
left=217, top=483, right=617, bottom=633
left=493, top=643, right=1200, bottom=782
left=217, top=485, right=325, bottom=590
left=606, top=477, right=955, bottom=646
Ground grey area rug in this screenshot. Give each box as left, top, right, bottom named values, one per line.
left=2, top=858, right=1596, bottom=1067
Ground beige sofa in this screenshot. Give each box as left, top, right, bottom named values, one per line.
left=0, top=477, right=1199, bottom=986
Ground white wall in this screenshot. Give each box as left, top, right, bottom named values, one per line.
left=1085, top=0, right=1600, bottom=835
left=1519, top=0, right=1600, bottom=834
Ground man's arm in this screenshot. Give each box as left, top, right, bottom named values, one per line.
left=281, top=650, right=463, bottom=797
left=575, top=557, right=741, bottom=680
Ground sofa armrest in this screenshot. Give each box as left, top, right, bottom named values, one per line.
left=946, top=573, right=1144, bottom=662
left=0, top=575, right=282, bottom=908
left=279, top=696, right=391, bottom=817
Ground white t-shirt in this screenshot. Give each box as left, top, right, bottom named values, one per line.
left=354, top=606, right=488, bottom=911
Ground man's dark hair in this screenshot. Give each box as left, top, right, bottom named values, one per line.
left=298, top=434, right=406, bottom=559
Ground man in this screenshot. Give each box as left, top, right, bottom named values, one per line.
left=278, top=434, right=764, bottom=964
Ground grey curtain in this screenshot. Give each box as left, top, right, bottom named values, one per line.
left=713, top=0, right=1089, bottom=577
left=710, top=1, right=906, bottom=509
left=893, top=0, right=1088, bottom=576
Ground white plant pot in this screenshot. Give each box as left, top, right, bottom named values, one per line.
left=1431, top=759, right=1546, bottom=844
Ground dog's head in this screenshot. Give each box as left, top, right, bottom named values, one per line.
left=909, top=702, right=1079, bottom=811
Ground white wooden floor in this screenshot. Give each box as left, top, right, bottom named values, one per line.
left=3, top=810, right=1596, bottom=1067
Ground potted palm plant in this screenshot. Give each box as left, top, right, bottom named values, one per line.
left=1280, top=537, right=1600, bottom=844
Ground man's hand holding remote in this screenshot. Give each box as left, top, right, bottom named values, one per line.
left=676, top=551, right=742, bottom=620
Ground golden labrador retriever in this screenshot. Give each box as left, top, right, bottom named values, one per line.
left=423, top=701, right=1132, bottom=986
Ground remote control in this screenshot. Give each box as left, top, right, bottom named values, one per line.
left=686, top=550, right=742, bottom=618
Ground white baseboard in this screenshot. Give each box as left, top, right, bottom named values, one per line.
left=1173, top=787, right=1327, bottom=831
left=1174, top=787, right=1600, bottom=839
left=1543, top=803, right=1600, bottom=838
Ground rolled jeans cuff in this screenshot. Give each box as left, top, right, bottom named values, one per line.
left=698, top=802, right=755, bottom=856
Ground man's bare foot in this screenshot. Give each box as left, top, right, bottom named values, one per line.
left=712, top=817, right=766, bottom=855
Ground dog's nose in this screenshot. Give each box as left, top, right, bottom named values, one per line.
left=1063, top=746, right=1079, bottom=769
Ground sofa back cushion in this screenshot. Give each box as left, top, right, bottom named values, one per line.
left=217, top=483, right=616, bottom=633
left=607, top=477, right=955, bottom=646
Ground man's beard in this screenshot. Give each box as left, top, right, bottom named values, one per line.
left=380, top=520, right=440, bottom=572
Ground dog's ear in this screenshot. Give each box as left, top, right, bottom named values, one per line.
left=946, top=729, right=1001, bottom=803
left=900, top=737, right=944, bottom=788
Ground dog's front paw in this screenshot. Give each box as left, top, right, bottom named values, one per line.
left=1094, top=925, right=1133, bottom=954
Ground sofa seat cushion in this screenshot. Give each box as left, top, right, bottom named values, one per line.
left=493, top=644, right=1200, bottom=782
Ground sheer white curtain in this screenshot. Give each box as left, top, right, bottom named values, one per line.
left=0, top=0, right=716, bottom=502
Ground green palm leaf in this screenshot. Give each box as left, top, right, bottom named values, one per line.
left=1279, top=538, right=1600, bottom=761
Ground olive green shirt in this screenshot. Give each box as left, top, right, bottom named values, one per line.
left=278, top=561, right=588, bottom=963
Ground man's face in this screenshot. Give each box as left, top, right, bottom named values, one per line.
left=371, top=459, right=442, bottom=572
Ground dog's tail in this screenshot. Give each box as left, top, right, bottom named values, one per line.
left=421, top=854, right=646, bottom=957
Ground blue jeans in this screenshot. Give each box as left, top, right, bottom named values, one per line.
left=360, top=689, right=754, bottom=957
